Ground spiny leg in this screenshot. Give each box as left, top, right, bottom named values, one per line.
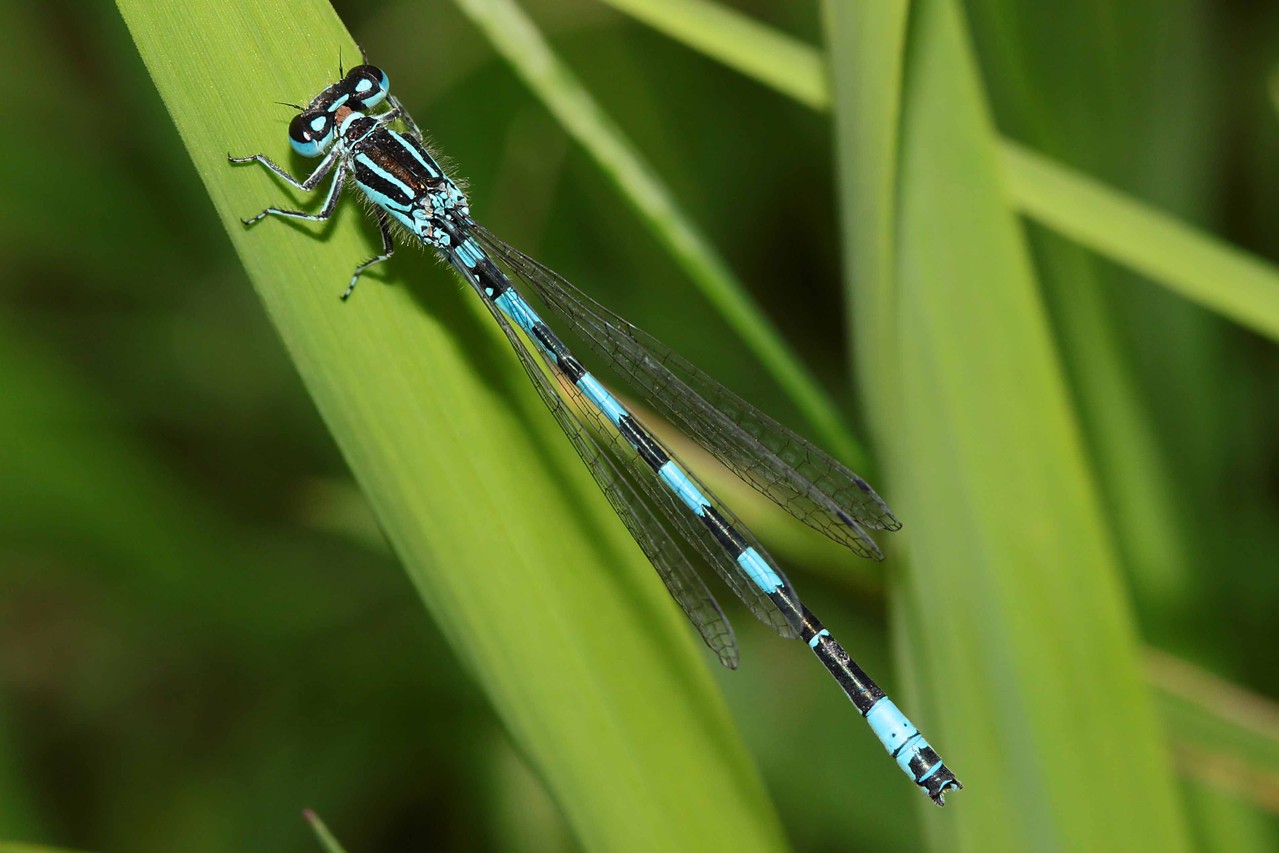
left=386, top=94, right=423, bottom=138
left=227, top=146, right=341, bottom=191
left=237, top=159, right=349, bottom=227
left=342, top=208, right=394, bottom=300
left=370, top=103, right=405, bottom=129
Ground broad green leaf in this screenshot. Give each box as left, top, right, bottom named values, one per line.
left=112, top=1, right=786, bottom=850
left=825, top=1, right=1191, bottom=849
left=960, top=0, right=1214, bottom=680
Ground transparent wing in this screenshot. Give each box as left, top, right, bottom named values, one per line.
left=454, top=264, right=742, bottom=667
left=628, top=417, right=804, bottom=641
left=559, top=375, right=801, bottom=643
left=473, top=226, right=900, bottom=561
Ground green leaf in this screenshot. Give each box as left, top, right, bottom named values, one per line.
left=960, top=0, right=1213, bottom=672
left=112, top=1, right=787, bottom=850
left=824, top=1, right=1191, bottom=848
left=1001, top=140, right=1279, bottom=341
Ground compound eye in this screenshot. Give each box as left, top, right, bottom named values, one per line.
left=346, top=64, right=389, bottom=108
left=288, top=111, right=333, bottom=157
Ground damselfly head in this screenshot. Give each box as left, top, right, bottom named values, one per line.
left=288, top=110, right=335, bottom=157
left=281, top=63, right=388, bottom=157
left=342, top=64, right=389, bottom=110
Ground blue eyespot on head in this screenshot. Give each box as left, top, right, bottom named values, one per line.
left=345, top=64, right=389, bottom=108
left=288, top=111, right=334, bottom=157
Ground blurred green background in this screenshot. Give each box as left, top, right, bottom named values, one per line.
left=3, top=0, right=1279, bottom=850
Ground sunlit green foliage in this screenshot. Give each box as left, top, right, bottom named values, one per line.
left=3, top=1, right=1278, bottom=850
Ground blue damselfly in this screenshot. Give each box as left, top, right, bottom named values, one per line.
left=229, top=61, right=961, bottom=805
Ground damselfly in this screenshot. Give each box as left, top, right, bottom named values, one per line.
left=229, top=61, right=961, bottom=805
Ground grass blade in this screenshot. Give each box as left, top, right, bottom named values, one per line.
left=112, top=1, right=787, bottom=849
left=303, top=810, right=349, bottom=853
left=593, top=0, right=828, bottom=110
left=1001, top=140, right=1279, bottom=341
left=825, top=1, right=1192, bottom=848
